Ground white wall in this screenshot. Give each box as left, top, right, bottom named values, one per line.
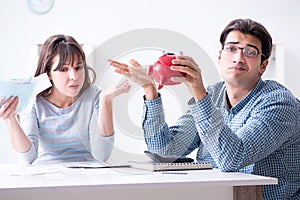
left=0, top=0, right=299, bottom=163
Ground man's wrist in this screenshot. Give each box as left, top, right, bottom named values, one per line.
left=143, top=84, right=158, bottom=100
left=191, top=85, right=207, bottom=102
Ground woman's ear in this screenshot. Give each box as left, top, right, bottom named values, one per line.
left=47, top=72, right=52, bottom=80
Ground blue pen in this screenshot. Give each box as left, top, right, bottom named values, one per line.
left=161, top=172, right=188, bottom=175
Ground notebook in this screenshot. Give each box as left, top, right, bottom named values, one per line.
left=129, top=161, right=212, bottom=172
left=143, top=150, right=194, bottom=163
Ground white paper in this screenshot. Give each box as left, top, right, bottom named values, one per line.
left=63, top=161, right=131, bottom=169
left=0, top=73, right=51, bottom=112
left=0, top=164, right=63, bottom=176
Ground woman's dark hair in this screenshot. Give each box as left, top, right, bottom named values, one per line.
left=34, top=34, right=95, bottom=97
left=220, top=19, right=273, bottom=62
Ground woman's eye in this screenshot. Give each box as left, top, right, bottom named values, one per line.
left=60, top=68, right=68, bottom=72
left=76, top=66, right=84, bottom=71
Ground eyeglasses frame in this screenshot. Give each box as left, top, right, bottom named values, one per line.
left=222, top=42, right=266, bottom=58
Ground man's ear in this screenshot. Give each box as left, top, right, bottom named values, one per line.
left=217, top=50, right=222, bottom=65
left=259, top=59, right=269, bottom=75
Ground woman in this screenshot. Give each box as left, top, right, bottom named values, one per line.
left=0, top=34, right=130, bottom=164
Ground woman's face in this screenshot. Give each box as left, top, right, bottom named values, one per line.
left=48, top=55, right=85, bottom=99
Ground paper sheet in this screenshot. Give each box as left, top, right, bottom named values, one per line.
left=0, top=73, right=51, bottom=112
left=62, top=161, right=131, bottom=169
left=0, top=162, right=132, bottom=176
left=0, top=164, right=63, bottom=176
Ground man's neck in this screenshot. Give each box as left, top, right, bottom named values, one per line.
left=225, top=86, right=251, bottom=108
left=224, top=79, right=259, bottom=108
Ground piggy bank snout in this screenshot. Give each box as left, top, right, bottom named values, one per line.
left=147, top=64, right=184, bottom=90
left=148, top=53, right=185, bottom=90
left=147, top=64, right=165, bottom=82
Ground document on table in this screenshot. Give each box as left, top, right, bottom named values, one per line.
left=0, top=162, right=132, bottom=176
left=0, top=164, right=63, bottom=176
left=0, top=73, right=51, bottom=112
left=63, top=161, right=131, bottom=169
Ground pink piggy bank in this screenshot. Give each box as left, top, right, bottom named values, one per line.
left=147, top=53, right=185, bottom=90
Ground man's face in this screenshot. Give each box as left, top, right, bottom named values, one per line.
left=218, top=30, right=268, bottom=90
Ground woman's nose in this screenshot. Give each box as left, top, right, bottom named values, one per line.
left=69, top=69, right=78, bottom=80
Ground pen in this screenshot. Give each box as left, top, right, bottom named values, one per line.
left=161, top=172, right=188, bottom=175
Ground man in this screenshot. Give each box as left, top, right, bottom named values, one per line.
left=109, top=19, right=300, bottom=200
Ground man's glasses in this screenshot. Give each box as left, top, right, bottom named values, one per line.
left=222, top=43, right=265, bottom=58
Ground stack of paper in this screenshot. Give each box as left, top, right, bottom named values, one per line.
left=0, top=73, right=51, bottom=113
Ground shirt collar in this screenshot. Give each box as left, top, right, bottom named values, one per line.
left=225, top=79, right=264, bottom=113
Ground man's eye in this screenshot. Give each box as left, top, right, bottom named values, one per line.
left=227, top=46, right=237, bottom=52
left=244, top=49, right=256, bottom=56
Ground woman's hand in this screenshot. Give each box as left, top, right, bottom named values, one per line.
left=100, top=80, right=131, bottom=104
left=0, top=96, right=31, bottom=153
left=0, top=96, right=19, bottom=120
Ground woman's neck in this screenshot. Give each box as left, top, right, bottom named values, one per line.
left=44, top=91, right=76, bottom=108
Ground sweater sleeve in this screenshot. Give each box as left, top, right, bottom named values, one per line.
left=88, top=86, right=115, bottom=162
left=18, top=107, right=39, bottom=164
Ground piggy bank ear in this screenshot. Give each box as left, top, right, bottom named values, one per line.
left=158, top=84, right=163, bottom=90
left=159, top=53, right=176, bottom=67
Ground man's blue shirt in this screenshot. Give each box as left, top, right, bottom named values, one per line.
left=142, top=79, right=300, bottom=200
